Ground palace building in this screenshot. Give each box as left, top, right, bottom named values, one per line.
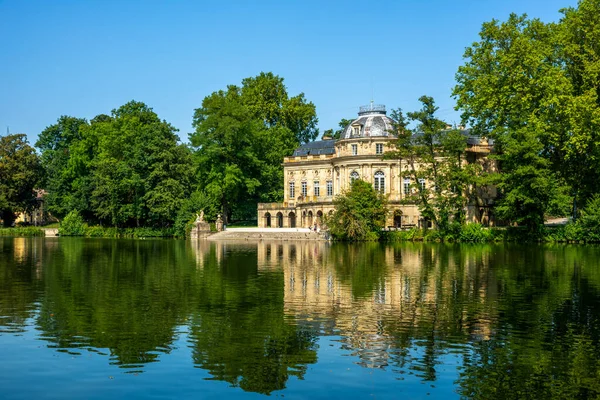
left=257, top=104, right=495, bottom=229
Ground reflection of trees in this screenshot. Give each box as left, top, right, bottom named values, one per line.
left=189, top=246, right=318, bottom=394
left=0, top=238, right=44, bottom=333
left=457, top=245, right=600, bottom=399
left=3, top=237, right=600, bottom=397
left=329, top=242, right=389, bottom=299
left=36, top=238, right=198, bottom=367
left=1, top=237, right=318, bottom=393
left=270, top=241, right=600, bottom=396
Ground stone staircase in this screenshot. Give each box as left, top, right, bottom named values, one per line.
left=207, top=228, right=325, bottom=241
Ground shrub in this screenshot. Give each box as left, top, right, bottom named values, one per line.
left=0, top=227, right=44, bottom=237
left=382, top=228, right=423, bottom=242
left=59, top=211, right=86, bottom=236
left=579, top=194, right=600, bottom=242
left=424, top=229, right=443, bottom=242
left=173, top=190, right=216, bottom=238
left=327, top=180, right=388, bottom=241
left=442, top=222, right=462, bottom=242
left=459, top=223, right=493, bottom=242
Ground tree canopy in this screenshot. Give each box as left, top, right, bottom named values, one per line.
left=36, top=116, right=89, bottom=219
left=0, top=134, right=42, bottom=226
left=453, top=0, right=600, bottom=226
left=36, top=101, right=194, bottom=228
left=327, top=179, right=388, bottom=241
left=190, top=72, right=318, bottom=223
left=386, top=96, right=480, bottom=231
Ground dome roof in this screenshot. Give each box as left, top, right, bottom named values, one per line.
left=340, top=104, right=396, bottom=140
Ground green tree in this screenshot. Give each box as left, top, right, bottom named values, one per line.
left=387, top=97, right=474, bottom=231
left=0, top=134, right=42, bottom=226
left=58, top=210, right=86, bottom=236
left=240, top=72, right=319, bottom=144
left=90, top=101, right=194, bottom=227
left=36, top=116, right=89, bottom=218
left=327, top=179, right=388, bottom=241
left=191, top=72, right=318, bottom=223
left=453, top=1, right=600, bottom=225
left=578, top=194, right=600, bottom=241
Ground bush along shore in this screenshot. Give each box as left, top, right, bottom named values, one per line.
left=58, top=211, right=180, bottom=238
left=0, top=227, right=45, bottom=237
left=327, top=178, right=600, bottom=243
left=381, top=223, right=600, bottom=244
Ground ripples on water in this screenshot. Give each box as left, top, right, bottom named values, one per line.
left=1, top=237, right=600, bottom=399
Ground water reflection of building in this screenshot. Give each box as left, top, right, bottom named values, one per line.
left=191, top=240, right=497, bottom=368
left=7, top=237, right=47, bottom=278
left=189, top=239, right=214, bottom=269
left=255, top=241, right=497, bottom=364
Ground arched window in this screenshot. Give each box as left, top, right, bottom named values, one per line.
left=350, top=171, right=359, bottom=183
left=307, top=211, right=314, bottom=227
left=374, top=171, right=385, bottom=193
left=288, top=212, right=296, bottom=228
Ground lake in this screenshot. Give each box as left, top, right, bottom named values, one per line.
left=1, top=237, right=600, bottom=399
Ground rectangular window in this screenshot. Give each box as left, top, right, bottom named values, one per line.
left=352, top=144, right=358, bottom=156
left=403, top=177, right=410, bottom=195
left=376, top=143, right=383, bottom=155
left=418, top=178, right=426, bottom=191
left=374, top=172, right=385, bottom=193
left=314, top=181, right=320, bottom=197
left=326, top=181, right=333, bottom=196
left=289, top=182, right=295, bottom=199
left=301, top=181, right=307, bottom=197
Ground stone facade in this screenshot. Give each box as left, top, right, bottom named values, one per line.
left=257, top=104, right=496, bottom=229
left=15, top=189, right=55, bottom=226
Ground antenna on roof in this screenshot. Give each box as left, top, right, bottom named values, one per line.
left=370, top=76, right=374, bottom=109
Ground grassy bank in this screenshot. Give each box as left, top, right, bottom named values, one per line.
left=0, top=227, right=45, bottom=237
left=57, top=211, right=180, bottom=238
left=381, top=223, right=600, bottom=243
left=61, top=225, right=178, bottom=238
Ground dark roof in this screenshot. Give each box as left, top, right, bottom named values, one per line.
left=292, top=140, right=336, bottom=156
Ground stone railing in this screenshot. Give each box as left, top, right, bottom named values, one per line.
left=284, top=154, right=335, bottom=163
left=258, top=203, right=284, bottom=210
left=296, top=196, right=333, bottom=204
left=359, top=104, right=386, bottom=114
left=257, top=202, right=295, bottom=210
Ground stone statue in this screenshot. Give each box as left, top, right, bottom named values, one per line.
left=195, top=210, right=205, bottom=224
left=191, top=210, right=210, bottom=239
left=216, top=214, right=224, bottom=232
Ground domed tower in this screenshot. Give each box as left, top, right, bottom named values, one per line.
left=335, top=103, right=397, bottom=160
left=340, top=103, right=396, bottom=140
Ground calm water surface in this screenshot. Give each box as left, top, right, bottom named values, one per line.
left=1, top=238, right=600, bottom=399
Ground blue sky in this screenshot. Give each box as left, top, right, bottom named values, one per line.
left=0, top=0, right=577, bottom=145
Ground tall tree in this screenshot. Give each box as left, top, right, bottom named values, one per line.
left=387, top=96, right=473, bottom=231
left=90, top=101, right=194, bottom=227
left=0, top=134, right=42, bottom=226
left=453, top=1, right=600, bottom=225
left=36, top=116, right=89, bottom=218
left=240, top=72, right=319, bottom=144
left=191, top=73, right=318, bottom=223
